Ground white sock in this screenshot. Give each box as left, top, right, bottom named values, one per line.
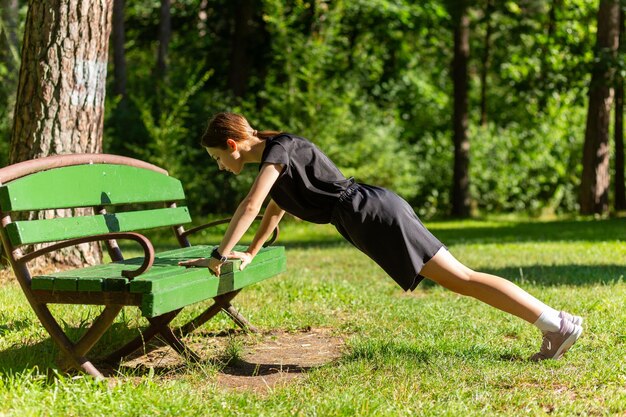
left=533, top=310, right=561, bottom=333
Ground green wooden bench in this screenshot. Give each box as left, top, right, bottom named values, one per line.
left=0, top=154, right=286, bottom=378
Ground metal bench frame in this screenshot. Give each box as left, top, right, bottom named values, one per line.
left=0, top=154, right=279, bottom=378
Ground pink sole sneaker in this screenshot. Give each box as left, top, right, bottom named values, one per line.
left=531, top=318, right=583, bottom=361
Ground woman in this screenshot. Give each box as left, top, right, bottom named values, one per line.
left=180, top=112, right=583, bottom=361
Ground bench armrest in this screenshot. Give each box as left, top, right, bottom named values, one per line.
left=18, top=232, right=155, bottom=279
left=181, top=216, right=279, bottom=247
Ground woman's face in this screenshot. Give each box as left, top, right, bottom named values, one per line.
left=206, top=144, right=242, bottom=175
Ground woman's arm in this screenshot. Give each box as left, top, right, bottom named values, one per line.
left=229, top=199, right=285, bottom=270
left=246, top=199, right=285, bottom=257
left=216, top=163, right=282, bottom=261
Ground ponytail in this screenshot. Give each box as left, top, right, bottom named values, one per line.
left=201, top=112, right=281, bottom=149
left=256, top=130, right=282, bottom=140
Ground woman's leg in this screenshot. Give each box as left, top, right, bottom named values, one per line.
left=420, top=247, right=583, bottom=360
left=420, top=247, right=547, bottom=323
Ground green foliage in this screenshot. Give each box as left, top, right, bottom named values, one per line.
left=0, top=0, right=612, bottom=217
left=470, top=96, right=586, bottom=214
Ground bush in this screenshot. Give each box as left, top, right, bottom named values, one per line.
left=470, top=101, right=585, bottom=215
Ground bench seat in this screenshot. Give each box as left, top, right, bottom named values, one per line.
left=31, top=245, right=286, bottom=317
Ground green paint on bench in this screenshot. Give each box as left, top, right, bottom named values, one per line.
left=6, top=206, right=191, bottom=245
left=142, top=255, right=287, bottom=317
left=29, top=245, right=286, bottom=318
left=0, top=164, right=185, bottom=212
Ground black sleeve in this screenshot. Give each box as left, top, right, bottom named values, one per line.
left=262, top=141, right=289, bottom=166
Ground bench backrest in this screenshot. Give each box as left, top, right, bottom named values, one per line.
left=0, top=155, right=191, bottom=248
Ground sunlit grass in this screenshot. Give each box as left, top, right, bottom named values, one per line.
left=0, top=216, right=624, bottom=416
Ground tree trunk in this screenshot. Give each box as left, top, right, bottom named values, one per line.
left=451, top=6, right=471, bottom=217
left=579, top=0, right=620, bottom=215
left=229, top=0, right=253, bottom=97
left=10, top=0, right=114, bottom=268
left=112, top=0, right=127, bottom=100
left=480, top=0, right=493, bottom=127
left=616, top=7, right=626, bottom=211
left=156, top=0, right=171, bottom=81
left=538, top=0, right=561, bottom=112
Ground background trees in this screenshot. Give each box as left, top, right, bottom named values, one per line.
left=0, top=0, right=624, bottom=219
left=579, top=0, right=620, bottom=215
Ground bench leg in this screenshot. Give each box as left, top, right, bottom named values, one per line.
left=30, top=302, right=106, bottom=379
left=56, top=305, right=124, bottom=372
left=104, top=309, right=181, bottom=363
left=223, top=303, right=259, bottom=333
left=177, top=290, right=259, bottom=337
left=157, top=325, right=202, bottom=363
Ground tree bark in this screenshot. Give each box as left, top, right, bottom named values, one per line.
left=615, top=7, right=626, bottom=211
left=112, top=0, right=127, bottom=100
left=480, top=0, right=493, bottom=127
left=451, top=5, right=471, bottom=217
left=156, top=0, right=171, bottom=81
left=229, top=0, right=253, bottom=97
left=538, top=0, right=561, bottom=112
left=579, top=0, right=620, bottom=215
left=10, top=0, right=113, bottom=268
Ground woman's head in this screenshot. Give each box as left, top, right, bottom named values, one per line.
left=201, top=112, right=280, bottom=175
left=200, top=112, right=254, bottom=149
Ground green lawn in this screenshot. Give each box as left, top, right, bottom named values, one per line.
left=0, top=217, right=625, bottom=416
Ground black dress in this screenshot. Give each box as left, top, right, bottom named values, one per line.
left=261, top=133, right=445, bottom=291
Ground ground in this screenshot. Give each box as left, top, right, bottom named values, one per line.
left=119, top=327, right=345, bottom=394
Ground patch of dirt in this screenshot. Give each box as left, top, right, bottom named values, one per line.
left=119, top=327, right=345, bottom=393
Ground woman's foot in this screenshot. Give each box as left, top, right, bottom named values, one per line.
left=530, top=315, right=583, bottom=361
left=560, top=310, right=583, bottom=326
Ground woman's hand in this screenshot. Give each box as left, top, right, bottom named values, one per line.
left=229, top=251, right=254, bottom=270
left=177, top=258, right=209, bottom=268
left=178, top=257, right=224, bottom=276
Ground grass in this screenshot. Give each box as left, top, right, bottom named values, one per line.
left=0, top=216, right=625, bottom=416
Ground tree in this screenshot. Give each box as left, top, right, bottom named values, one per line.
left=579, top=0, right=620, bottom=215
left=615, top=6, right=626, bottom=211
left=112, top=0, right=127, bottom=102
left=229, top=0, right=254, bottom=97
left=479, top=0, right=494, bottom=126
left=10, top=0, right=113, bottom=268
left=450, top=0, right=471, bottom=217
left=156, top=0, right=171, bottom=81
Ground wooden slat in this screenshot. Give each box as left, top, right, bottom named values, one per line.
left=31, top=289, right=143, bottom=306
left=130, top=245, right=285, bottom=292
left=31, top=276, right=55, bottom=291
left=141, top=255, right=287, bottom=318
left=5, top=207, right=191, bottom=245
left=0, top=164, right=185, bottom=212
left=30, top=245, right=283, bottom=292
left=29, top=245, right=286, bottom=317
left=54, top=277, right=78, bottom=291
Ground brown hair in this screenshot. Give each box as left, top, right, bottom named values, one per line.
left=200, top=112, right=281, bottom=149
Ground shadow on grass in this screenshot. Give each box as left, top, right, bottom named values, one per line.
left=0, top=322, right=160, bottom=377
left=428, top=217, right=626, bottom=245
